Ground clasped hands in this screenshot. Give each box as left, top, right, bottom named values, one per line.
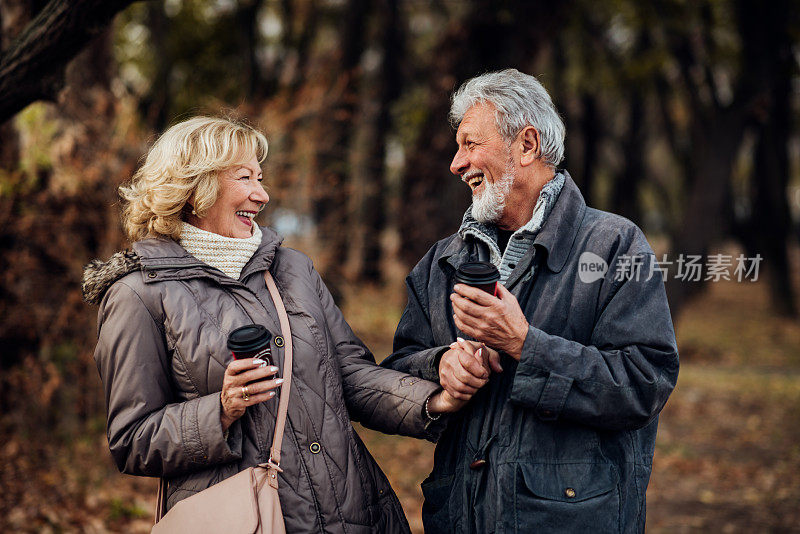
left=437, top=282, right=530, bottom=403
left=218, top=283, right=530, bottom=425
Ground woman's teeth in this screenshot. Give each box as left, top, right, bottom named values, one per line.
left=236, top=211, right=255, bottom=226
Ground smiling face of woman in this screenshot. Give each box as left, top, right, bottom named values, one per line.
left=187, top=155, right=269, bottom=238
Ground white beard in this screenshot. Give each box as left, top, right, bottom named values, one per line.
left=471, top=170, right=515, bottom=224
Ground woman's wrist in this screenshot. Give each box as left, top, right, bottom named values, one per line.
left=424, top=395, right=443, bottom=420
left=426, top=390, right=464, bottom=416
left=220, top=394, right=235, bottom=432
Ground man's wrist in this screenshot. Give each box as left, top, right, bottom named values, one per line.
left=433, top=347, right=448, bottom=376
left=508, top=322, right=529, bottom=360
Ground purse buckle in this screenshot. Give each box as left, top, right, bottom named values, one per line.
left=264, top=457, right=283, bottom=473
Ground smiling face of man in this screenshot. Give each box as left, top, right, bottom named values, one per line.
left=188, top=154, right=269, bottom=238
left=450, top=102, right=518, bottom=225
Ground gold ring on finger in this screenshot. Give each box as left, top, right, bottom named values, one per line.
left=241, top=385, right=250, bottom=401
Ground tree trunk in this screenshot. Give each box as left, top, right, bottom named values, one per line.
left=140, top=0, right=170, bottom=130
left=0, top=0, right=31, bottom=167
left=611, top=91, right=644, bottom=225
left=578, top=93, right=599, bottom=207
left=347, top=0, right=403, bottom=283
left=665, top=110, right=743, bottom=318
left=735, top=0, right=797, bottom=317
left=313, top=0, right=369, bottom=299
left=235, top=0, right=264, bottom=99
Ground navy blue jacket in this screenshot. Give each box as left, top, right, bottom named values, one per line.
left=382, top=175, right=679, bottom=533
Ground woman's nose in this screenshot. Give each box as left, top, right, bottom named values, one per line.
left=251, top=183, right=269, bottom=204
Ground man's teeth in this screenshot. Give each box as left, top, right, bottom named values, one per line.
left=467, top=175, right=484, bottom=188
left=235, top=211, right=255, bottom=219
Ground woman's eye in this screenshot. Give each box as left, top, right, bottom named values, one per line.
left=238, top=175, right=250, bottom=180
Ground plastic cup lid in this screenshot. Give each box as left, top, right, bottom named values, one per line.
left=455, top=261, right=500, bottom=285
left=227, top=324, right=272, bottom=353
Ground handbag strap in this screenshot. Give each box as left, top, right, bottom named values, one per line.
left=264, top=270, right=292, bottom=468
left=155, top=476, right=167, bottom=523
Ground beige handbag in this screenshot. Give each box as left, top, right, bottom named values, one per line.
left=151, top=271, right=292, bottom=534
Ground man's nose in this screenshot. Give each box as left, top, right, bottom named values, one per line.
left=450, top=147, right=469, bottom=176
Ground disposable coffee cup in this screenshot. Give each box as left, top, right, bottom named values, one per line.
left=227, top=324, right=273, bottom=365
left=455, top=261, right=500, bottom=296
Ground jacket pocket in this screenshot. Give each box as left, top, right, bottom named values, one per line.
left=351, top=490, right=411, bottom=534
left=511, top=462, right=620, bottom=533
left=421, top=474, right=455, bottom=533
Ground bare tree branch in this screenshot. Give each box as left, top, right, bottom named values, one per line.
left=0, top=0, right=137, bottom=123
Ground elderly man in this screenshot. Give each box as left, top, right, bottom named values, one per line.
left=382, top=69, right=679, bottom=533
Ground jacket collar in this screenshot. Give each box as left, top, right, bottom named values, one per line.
left=442, top=235, right=471, bottom=272
left=533, top=171, right=585, bottom=273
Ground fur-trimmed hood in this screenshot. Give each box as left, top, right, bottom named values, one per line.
left=82, top=250, right=141, bottom=305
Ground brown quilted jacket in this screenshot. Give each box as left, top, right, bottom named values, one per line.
left=83, top=226, right=443, bottom=533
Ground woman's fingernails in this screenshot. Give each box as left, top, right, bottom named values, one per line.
left=275, top=378, right=284, bottom=385
left=457, top=337, right=464, bottom=342
left=253, top=358, right=266, bottom=366
left=269, top=366, right=279, bottom=373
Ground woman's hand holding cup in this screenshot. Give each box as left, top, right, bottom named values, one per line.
left=220, top=359, right=282, bottom=432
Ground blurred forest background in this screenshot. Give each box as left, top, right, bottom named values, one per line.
left=1, top=0, right=799, bottom=532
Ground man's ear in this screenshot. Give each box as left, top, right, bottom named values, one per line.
left=519, top=126, right=541, bottom=167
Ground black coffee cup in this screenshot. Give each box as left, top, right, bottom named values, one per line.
left=228, top=324, right=273, bottom=364
left=455, top=261, right=500, bottom=296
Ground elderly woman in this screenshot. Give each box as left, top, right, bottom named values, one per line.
left=82, top=116, right=473, bottom=533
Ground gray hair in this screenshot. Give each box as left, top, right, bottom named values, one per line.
left=449, top=69, right=565, bottom=167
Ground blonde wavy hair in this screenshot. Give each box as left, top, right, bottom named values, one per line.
left=120, top=116, right=269, bottom=242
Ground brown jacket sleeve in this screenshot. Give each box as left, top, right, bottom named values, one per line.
left=309, top=265, right=446, bottom=440
left=94, top=279, right=242, bottom=477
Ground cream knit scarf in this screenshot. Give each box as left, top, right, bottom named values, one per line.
left=179, top=222, right=262, bottom=280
